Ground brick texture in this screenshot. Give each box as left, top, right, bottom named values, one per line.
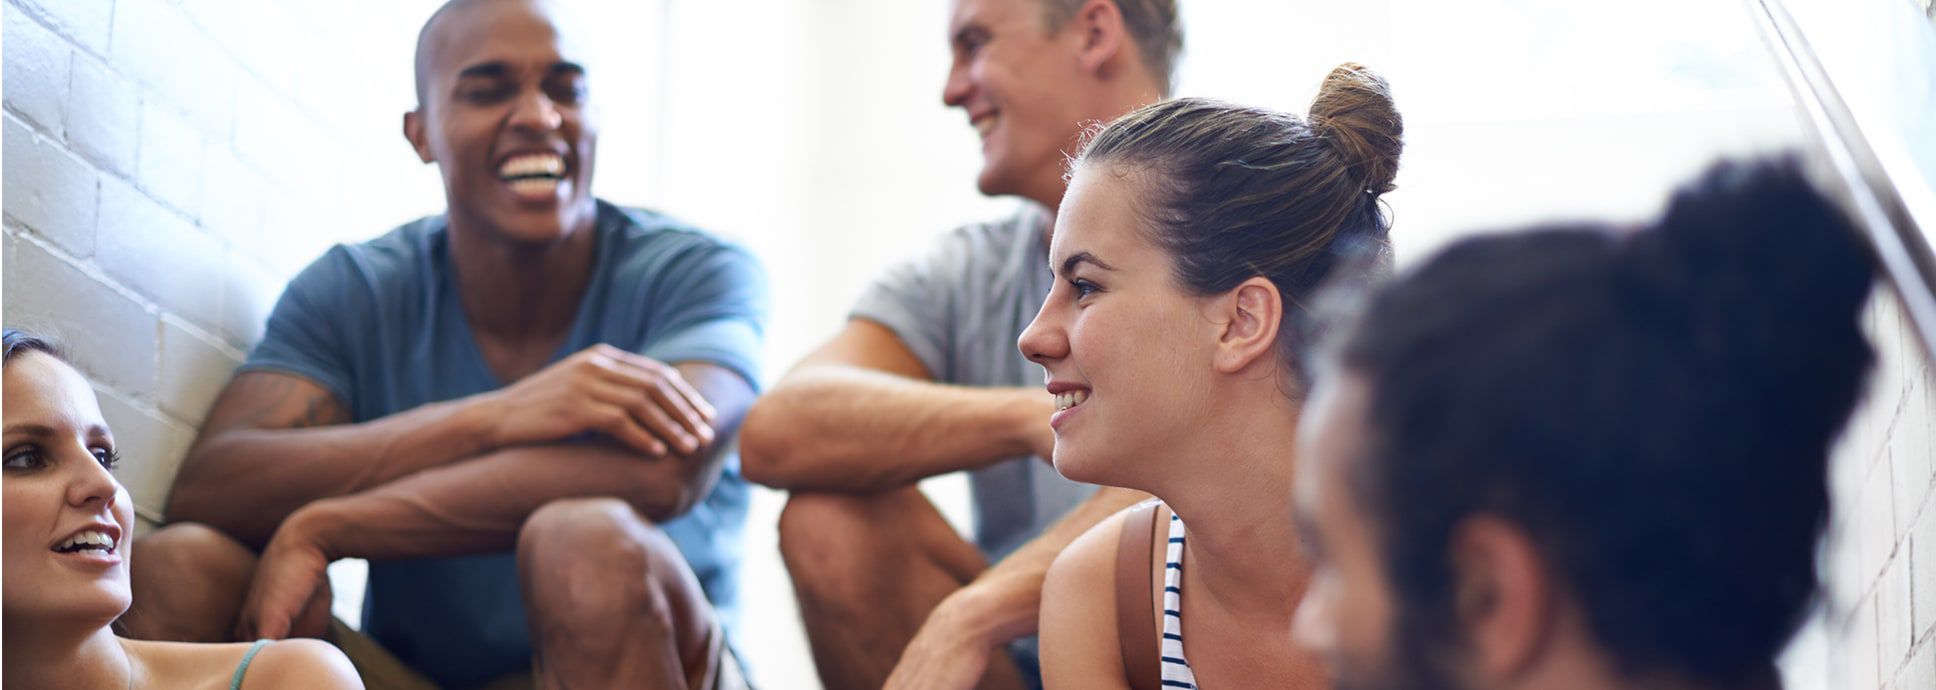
left=1811, top=289, right=1936, bottom=690
left=1, top=0, right=437, bottom=519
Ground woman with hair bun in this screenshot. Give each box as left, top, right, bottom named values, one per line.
left=1289, top=157, right=1874, bottom=690
left=1023, top=63, right=1403, bottom=689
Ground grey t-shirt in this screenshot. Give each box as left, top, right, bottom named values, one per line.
left=850, top=204, right=1098, bottom=560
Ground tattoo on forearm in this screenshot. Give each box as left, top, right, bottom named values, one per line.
left=220, top=374, right=346, bottom=431
left=292, top=393, right=339, bottom=428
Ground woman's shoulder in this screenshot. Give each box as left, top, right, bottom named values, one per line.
left=234, top=639, right=363, bottom=689
left=1056, top=501, right=1163, bottom=585
left=1039, top=501, right=1163, bottom=688
left=123, top=637, right=362, bottom=689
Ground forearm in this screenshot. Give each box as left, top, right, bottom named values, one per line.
left=742, top=365, right=1048, bottom=491
left=168, top=395, right=501, bottom=545
left=943, top=487, right=1152, bottom=646
left=285, top=441, right=725, bottom=561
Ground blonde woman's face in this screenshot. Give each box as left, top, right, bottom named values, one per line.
left=2, top=352, right=134, bottom=628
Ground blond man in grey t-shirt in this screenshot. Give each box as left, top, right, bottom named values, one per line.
left=739, top=0, right=1182, bottom=688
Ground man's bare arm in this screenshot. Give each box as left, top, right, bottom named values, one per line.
left=169, top=346, right=717, bottom=547
left=885, top=486, right=1151, bottom=685
left=740, top=319, right=1055, bottom=491
left=166, top=372, right=497, bottom=546
left=283, top=362, right=751, bottom=558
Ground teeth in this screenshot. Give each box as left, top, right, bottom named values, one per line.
left=508, top=177, right=560, bottom=195
left=498, top=153, right=564, bottom=180
left=1053, top=389, right=1089, bottom=412
left=56, top=530, right=115, bottom=552
left=973, top=115, right=997, bottom=138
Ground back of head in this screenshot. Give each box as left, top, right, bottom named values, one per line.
left=1074, top=62, right=1403, bottom=384
left=1039, top=0, right=1184, bottom=96
left=1337, top=157, right=1874, bottom=684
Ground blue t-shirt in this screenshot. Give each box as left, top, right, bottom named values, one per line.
left=241, top=201, right=766, bottom=688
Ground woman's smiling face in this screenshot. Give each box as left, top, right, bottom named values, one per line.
left=2, top=351, right=135, bottom=629
left=1019, top=163, right=1222, bottom=487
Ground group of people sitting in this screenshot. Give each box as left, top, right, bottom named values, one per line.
left=2, top=0, right=1878, bottom=689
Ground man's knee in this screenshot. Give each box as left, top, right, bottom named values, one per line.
left=132, top=522, right=257, bottom=591
left=121, top=522, right=257, bottom=640
left=778, top=492, right=892, bottom=605
left=517, top=498, right=679, bottom=635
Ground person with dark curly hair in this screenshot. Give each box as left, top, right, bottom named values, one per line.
left=1291, top=157, right=1874, bottom=690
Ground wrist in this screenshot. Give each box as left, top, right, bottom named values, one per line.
left=281, top=500, right=349, bottom=560
left=1004, top=388, right=1054, bottom=457
left=936, top=581, right=1018, bottom=648
left=457, top=392, right=507, bottom=452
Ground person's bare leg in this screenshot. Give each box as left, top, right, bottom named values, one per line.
left=517, top=497, right=718, bottom=690
left=117, top=523, right=257, bottom=642
left=779, top=487, right=1026, bottom=690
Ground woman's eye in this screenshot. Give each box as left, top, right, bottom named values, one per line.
left=1071, top=279, right=1100, bottom=299
left=92, top=448, right=121, bottom=471
left=4, top=448, right=43, bottom=471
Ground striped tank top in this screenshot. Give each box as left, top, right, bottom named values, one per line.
left=1160, top=512, right=1198, bottom=688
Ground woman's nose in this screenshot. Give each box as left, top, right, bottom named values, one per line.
left=66, top=449, right=122, bottom=510
left=1018, top=302, right=1069, bottom=365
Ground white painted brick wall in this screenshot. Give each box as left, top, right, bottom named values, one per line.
left=1806, top=285, right=1936, bottom=690
left=2, top=0, right=443, bottom=531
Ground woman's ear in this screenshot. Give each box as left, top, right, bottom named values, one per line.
left=1212, top=277, right=1284, bottom=374
left=1072, top=0, right=1129, bottom=75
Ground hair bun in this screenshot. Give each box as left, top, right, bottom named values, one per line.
left=1624, top=156, right=1874, bottom=441
left=1309, top=62, right=1404, bottom=196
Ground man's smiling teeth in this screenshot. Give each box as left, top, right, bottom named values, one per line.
left=1054, top=389, right=1089, bottom=412
left=498, top=153, right=564, bottom=181
left=973, top=115, right=998, bottom=138
left=55, top=530, right=115, bottom=553
left=508, top=177, right=560, bottom=194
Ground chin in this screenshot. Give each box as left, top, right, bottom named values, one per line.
left=1050, top=447, right=1110, bottom=486
left=16, top=586, right=133, bottom=629
left=488, top=209, right=583, bottom=245
left=976, top=159, right=1022, bottom=199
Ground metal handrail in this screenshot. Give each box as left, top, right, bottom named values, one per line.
left=1750, top=0, right=1936, bottom=361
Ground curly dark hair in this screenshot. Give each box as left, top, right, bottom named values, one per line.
left=1335, top=156, right=1873, bottom=684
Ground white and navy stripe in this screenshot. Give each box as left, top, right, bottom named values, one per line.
left=1159, top=512, right=1197, bottom=689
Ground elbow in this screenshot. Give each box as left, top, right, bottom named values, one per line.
left=628, top=452, right=710, bottom=523
left=737, top=396, right=807, bottom=488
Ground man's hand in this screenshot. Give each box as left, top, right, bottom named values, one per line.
left=236, top=509, right=337, bottom=641
left=1020, top=389, right=1057, bottom=463
left=478, top=344, right=717, bottom=457
left=884, top=586, right=1007, bottom=690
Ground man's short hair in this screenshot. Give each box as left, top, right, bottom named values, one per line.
left=1039, top=0, right=1184, bottom=97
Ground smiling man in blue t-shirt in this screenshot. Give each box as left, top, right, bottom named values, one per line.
left=117, top=1, right=764, bottom=687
